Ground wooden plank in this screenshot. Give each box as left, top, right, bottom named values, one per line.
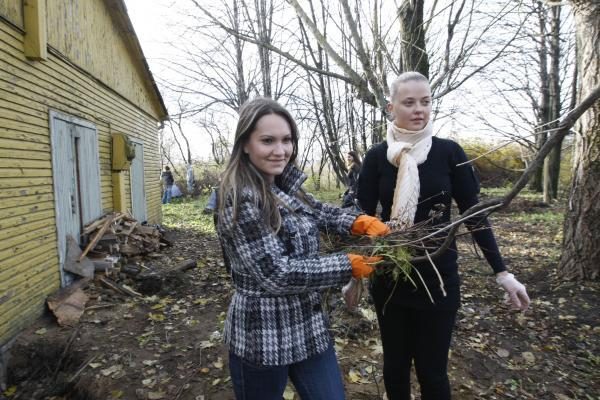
left=0, top=226, right=55, bottom=261
left=0, top=136, right=50, bottom=152
left=0, top=191, right=53, bottom=210
left=82, top=215, right=109, bottom=235
left=0, top=106, right=48, bottom=129
left=78, top=215, right=114, bottom=261
left=0, top=0, right=24, bottom=28
left=0, top=200, right=54, bottom=221
left=0, top=125, right=50, bottom=142
left=0, top=244, right=58, bottom=283
left=0, top=48, right=154, bottom=130
left=0, top=275, right=59, bottom=339
left=0, top=176, right=53, bottom=189
left=0, top=215, right=55, bottom=245
left=0, top=208, right=54, bottom=231
left=0, top=148, right=51, bottom=161
left=0, top=96, right=48, bottom=120
left=0, top=168, right=52, bottom=178
left=0, top=266, right=59, bottom=317
left=0, top=185, right=53, bottom=200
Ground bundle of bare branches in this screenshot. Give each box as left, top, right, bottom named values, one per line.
left=324, top=203, right=502, bottom=305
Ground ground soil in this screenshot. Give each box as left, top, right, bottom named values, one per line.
left=4, top=199, right=599, bottom=400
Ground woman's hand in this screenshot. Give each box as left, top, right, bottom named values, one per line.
left=496, top=272, right=530, bottom=311
left=348, top=253, right=382, bottom=278
left=351, top=215, right=390, bottom=237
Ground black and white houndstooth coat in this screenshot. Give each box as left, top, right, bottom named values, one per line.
left=217, top=164, right=359, bottom=366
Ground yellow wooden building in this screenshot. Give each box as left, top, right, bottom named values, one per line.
left=0, top=0, right=169, bottom=362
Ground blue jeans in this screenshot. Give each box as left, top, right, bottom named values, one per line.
left=229, top=344, right=345, bottom=400
left=162, top=185, right=172, bottom=204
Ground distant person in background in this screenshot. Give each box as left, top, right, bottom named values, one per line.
left=186, top=163, right=195, bottom=196
left=161, top=165, right=174, bottom=204
left=204, top=187, right=218, bottom=214
left=357, top=71, right=530, bottom=400
left=342, top=150, right=362, bottom=208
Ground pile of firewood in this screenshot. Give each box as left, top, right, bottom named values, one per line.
left=80, top=212, right=166, bottom=260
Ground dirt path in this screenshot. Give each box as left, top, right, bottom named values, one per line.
left=5, top=201, right=599, bottom=400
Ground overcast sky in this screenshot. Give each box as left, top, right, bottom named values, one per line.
left=122, top=1, right=575, bottom=165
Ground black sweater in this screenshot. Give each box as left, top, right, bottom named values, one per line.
left=357, top=137, right=506, bottom=309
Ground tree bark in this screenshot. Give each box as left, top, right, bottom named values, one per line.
left=543, top=4, right=563, bottom=202
left=530, top=1, right=549, bottom=192
left=398, top=0, right=429, bottom=76
left=559, top=0, right=600, bottom=280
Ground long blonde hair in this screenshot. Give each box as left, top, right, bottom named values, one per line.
left=218, top=97, right=299, bottom=231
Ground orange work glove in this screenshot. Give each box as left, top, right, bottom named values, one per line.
left=351, top=215, right=390, bottom=237
left=348, top=253, right=382, bottom=279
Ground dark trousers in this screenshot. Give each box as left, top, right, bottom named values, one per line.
left=374, top=304, right=457, bottom=400
left=229, top=343, right=345, bottom=400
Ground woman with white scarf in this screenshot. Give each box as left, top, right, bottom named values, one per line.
left=357, top=72, right=530, bottom=400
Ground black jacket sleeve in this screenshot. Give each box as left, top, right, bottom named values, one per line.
left=357, top=146, right=380, bottom=216
left=450, top=143, right=506, bottom=274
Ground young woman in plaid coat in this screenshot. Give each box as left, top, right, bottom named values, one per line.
left=216, top=97, right=389, bottom=400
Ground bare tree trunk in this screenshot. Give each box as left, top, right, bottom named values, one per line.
left=255, top=0, right=272, bottom=97
left=398, top=0, right=429, bottom=76
left=530, top=1, right=549, bottom=192
left=543, top=4, right=563, bottom=202
left=233, top=0, right=249, bottom=107
left=559, top=0, right=600, bottom=280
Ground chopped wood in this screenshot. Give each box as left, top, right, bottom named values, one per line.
left=98, top=277, right=141, bottom=297
left=98, top=276, right=126, bottom=295
left=82, top=217, right=108, bottom=235
left=169, top=259, right=197, bottom=273
left=121, top=264, right=141, bottom=276
left=135, top=225, right=159, bottom=236
left=123, top=221, right=138, bottom=236
left=92, top=260, right=115, bottom=271
left=98, top=233, right=118, bottom=242
left=79, top=215, right=114, bottom=261
left=121, top=284, right=142, bottom=297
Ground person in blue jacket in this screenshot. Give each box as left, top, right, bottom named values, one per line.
left=216, top=97, right=389, bottom=400
left=357, top=72, right=530, bottom=400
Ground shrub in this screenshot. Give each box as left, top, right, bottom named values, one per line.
left=461, top=141, right=526, bottom=187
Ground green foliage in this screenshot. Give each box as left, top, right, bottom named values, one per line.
left=373, top=244, right=415, bottom=286
left=162, top=195, right=216, bottom=235
left=511, top=210, right=563, bottom=225
left=169, top=162, right=222, bottom=197
left=308, top=187, right=344, bottom=204
left=462, top=141, right=525, bottom=187
left=480, top=187, right=544, bottom=201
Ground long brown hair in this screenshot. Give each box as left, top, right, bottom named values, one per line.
left=347, top=150, right=362, bottom=171
left=218, top=97, right=299, bottom=231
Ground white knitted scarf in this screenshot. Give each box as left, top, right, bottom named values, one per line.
left=386, top=120, right=433, bottom=229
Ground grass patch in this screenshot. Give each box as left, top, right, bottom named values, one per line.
left=162, top=195, right=216, bottom=234
left=309, top=188, right=344, bottom=204
left=161, top=187, right=345, bottom=235
left=510, top=210, right=564, bottom=225
left=480, top=187, right=545, bottom=201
